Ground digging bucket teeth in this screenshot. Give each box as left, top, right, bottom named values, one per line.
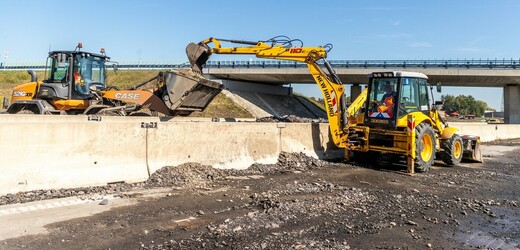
left=461, top=135, right=484, bottom=163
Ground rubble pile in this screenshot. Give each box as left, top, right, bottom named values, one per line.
left=256, top=115, right=326, bottom=123
left=145, top=163, right=227, bottom=189
left=0, top=183, right=135, bottom=205
left=245, top=152, right=344, bottom=175
left=0, top=152, right=339, bottom=205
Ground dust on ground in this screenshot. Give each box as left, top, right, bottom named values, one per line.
left=1, top=142, right=519, bottom=249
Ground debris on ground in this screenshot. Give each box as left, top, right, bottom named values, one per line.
left=256, top=115, right=327, bottom=123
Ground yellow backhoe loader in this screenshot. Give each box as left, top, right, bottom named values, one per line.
left=6, top=43, right=222, bottom=116
left=186, top=36, right=483, bottom=173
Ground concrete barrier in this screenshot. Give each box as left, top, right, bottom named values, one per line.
left=147, top=122, right=281, bottom=171
left=0, top=115, right=340, bottom=195
left=0, top=115, right=150, bottom=195
left=1, top=115, right=519, bottom=196
left=146, top=121, right=342, bottom=173
left=280, top=123, right=343, bottom=159
left=449, top=122, right=520, bottom=142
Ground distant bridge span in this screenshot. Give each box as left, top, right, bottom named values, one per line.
left=202, top=60, right=520, bottom=87
left=204, top=67, right=520, bottom=87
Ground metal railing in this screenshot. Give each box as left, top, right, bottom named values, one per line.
left=1, top=59, right=519, bottom=70
left=204, top=59, right=520, bottom=69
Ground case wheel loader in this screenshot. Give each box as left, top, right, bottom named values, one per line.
left=6, top=43, right=223, bottom=116
left=186, top=36, right=483, bottom=173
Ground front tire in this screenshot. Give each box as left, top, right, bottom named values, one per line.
left=16, top=109, right=38, bottom=114
left=440, top=134, right=463, bottom=166
left=415, top=123, right=436, bottom=172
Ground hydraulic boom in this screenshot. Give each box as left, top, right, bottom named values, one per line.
left=186, top=36, right=351, bottom=148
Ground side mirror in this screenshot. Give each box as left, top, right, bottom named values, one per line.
left=2, top=97, right=9, bottom=109
left=436, top=82, right=442, bottom=93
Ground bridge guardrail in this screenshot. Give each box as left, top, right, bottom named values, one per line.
left=1, top=59, right=519, bottom=70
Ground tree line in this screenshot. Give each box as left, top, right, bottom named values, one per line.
left=441, top=95, right=493, bottom=117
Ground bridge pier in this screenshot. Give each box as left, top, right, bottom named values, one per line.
left=504, top=85, right=520, bottom=124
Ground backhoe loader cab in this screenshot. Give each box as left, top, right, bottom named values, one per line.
left=364, top=71, right=430, bottom=129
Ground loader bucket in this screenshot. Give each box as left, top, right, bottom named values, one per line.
left=186, top=42, right=212, bottom=73
left=461, top=135, right=484, bottom=163
left=160, top=69, right=223, bottom=116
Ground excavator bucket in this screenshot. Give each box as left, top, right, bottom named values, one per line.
left=160, top=69, right=223, bottom=116
left=461, top=135, right=484, bottom=163
left=186, top=42, right=212, bottom=73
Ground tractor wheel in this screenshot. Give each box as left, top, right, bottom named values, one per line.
left=415, top=123, right=436, bottom=172
left=440, top=134, right=463, bottom=166
left=16, top=109, right=37, bottom=114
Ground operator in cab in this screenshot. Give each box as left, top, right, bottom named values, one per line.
left=377, top=82, right=396, bottom=117
left=73, top=65, right=87, bottom=95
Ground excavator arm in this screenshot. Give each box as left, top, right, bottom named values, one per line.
left=186, top=37, right=349, bottom=148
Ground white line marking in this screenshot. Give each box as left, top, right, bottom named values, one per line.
left=0, top=196, right=120, bottom=216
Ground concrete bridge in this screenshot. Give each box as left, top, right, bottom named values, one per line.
left=202, top=60, right=520, bottom=124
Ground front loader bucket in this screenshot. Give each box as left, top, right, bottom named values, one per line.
left=461, top=135, right=484, bottom=163
left=160, top=69, right=223, bottom=116
left=186, top=42, right=211, bottom=73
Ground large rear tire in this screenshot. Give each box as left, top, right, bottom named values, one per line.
left=415, top=123, right=436, bottom=172
left=16, top=109, right=37, bottom=114
left=441, top=134, right=463, bottom=166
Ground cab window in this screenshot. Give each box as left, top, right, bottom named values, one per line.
left=46, top=53, right=70, bottom=83
left=367, top=78, right=398, bottom=118
left=398, top=77, right=430, bottom=117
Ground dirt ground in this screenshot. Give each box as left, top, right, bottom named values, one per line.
left=1, top=141, right=519, bottom=250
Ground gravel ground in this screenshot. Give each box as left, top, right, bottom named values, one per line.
left=1, top=141, right=519, bottom=249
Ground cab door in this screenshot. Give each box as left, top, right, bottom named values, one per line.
left=397, top=78, right=430, bottom=118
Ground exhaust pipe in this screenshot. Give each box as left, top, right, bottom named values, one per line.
left=2, top=97, right=8, bottom=110
left=27, top=70, right=38, bottom=82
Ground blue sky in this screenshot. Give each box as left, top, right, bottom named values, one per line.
left=1, top=0, right=518, bottom=110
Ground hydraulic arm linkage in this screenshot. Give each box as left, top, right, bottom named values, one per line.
left=186, top=36, right=350, bottom=148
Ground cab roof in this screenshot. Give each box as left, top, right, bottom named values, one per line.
left=370, top=71, right=428, bottom=79
left=48, top=50, right=110, bottom=60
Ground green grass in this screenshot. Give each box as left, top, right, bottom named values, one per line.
left=294, top=92, right=325, bottom=111
left=190, top=93, right=253, bottom=118
left=0, top=70, right=46, bottom=102
left=106, top=70, right=163, bottom=89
